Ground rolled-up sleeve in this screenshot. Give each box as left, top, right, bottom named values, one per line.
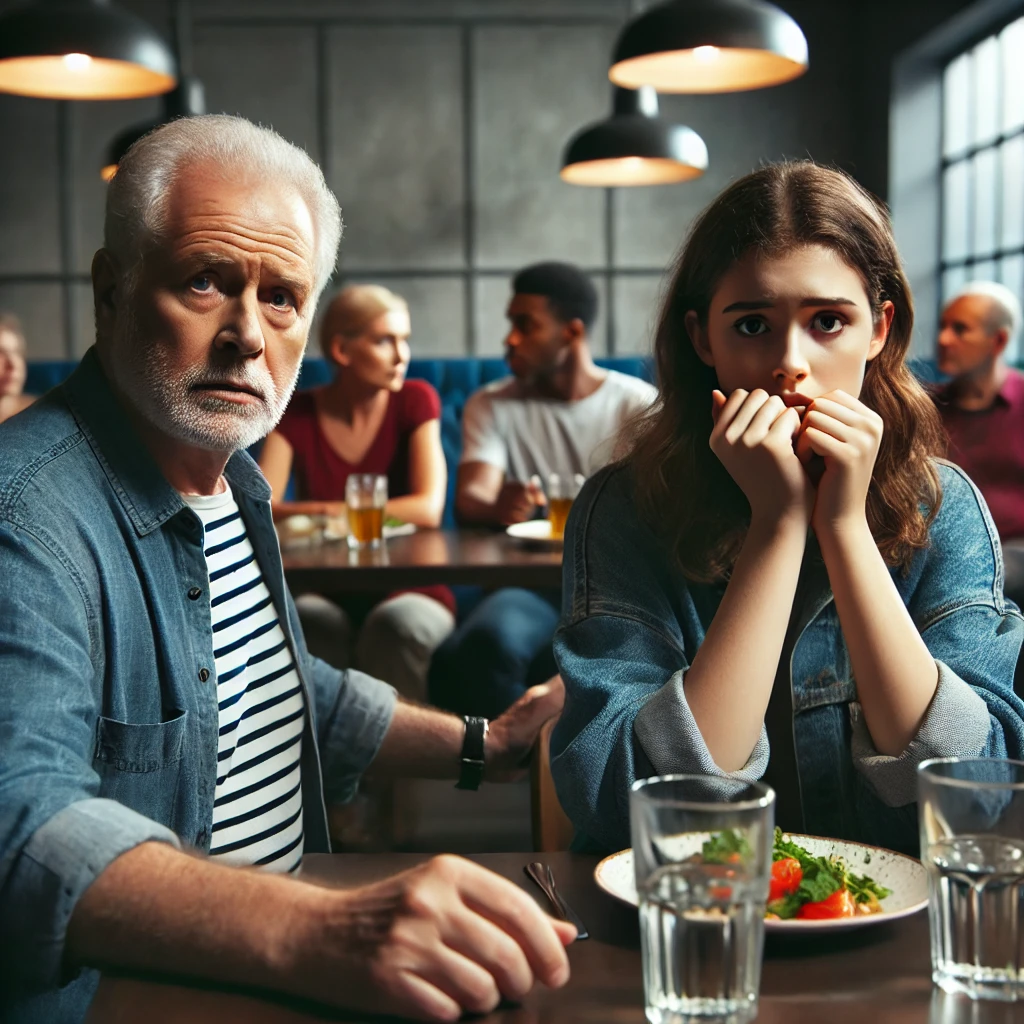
left=0, top=524, right=179, bottom=993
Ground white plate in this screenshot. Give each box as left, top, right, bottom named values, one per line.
left=594, top=833, right=929, bottom=934
left=506, top=520, right=561, bottom=545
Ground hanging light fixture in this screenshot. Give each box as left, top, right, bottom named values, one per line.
left=100, top=76, right=205, bottom=181
left=561, top=86, right=707, bottom=186
left=610, top=0, right=808, bottom=94
left=0, top=0, right=177, bottom=100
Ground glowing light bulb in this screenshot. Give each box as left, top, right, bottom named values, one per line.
left=693, top=46, right=720, bottom=62
left=63, top=53, right=93, bottom=71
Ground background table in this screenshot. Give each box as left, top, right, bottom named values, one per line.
left=87, top=851, right=1014, bottom=1024
left=282, top=528, right=563, bottom=595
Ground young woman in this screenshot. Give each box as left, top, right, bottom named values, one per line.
left=259, top=285, right=453, bottom=702
left=550, top=162, right=1024, bottom=855
left=0, top=314, right=35, bottom=425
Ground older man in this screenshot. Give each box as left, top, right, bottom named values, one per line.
left=933, top=281, right=1024, bottom=609
left=0, top=115, right=573, bottom=1024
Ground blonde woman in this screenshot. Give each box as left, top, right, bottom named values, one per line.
left=260, top=285, right=453, bottom=701
left=0, top=314, right=35, bottom=425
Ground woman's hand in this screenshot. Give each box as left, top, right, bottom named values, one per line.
left=710, top=389, right=813, bottom=528
left=795, top=390, right=882, bottom=537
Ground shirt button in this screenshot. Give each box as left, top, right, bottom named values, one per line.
left=198, top=667, right=211, bottom=682
left=187, top=587, right=202, bottom=601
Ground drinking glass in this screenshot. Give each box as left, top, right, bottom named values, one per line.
left=345, top=474, right=387, bottom=550
left=918, top=757, right=1024, bottom=1002
left=630, top=775, right=775, bottom=1024
left=547, top=472, right=585, bottom=540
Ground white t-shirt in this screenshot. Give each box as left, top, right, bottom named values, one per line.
left=460, top=370, right=657, bottom=481
left=183, top=484, right=306, bottom=874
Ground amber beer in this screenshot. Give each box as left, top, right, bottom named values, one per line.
left=548, top=497, right=574, bottom=539
left=348, top=506, right=384, bottom=545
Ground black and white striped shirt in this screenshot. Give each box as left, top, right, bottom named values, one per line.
left=184, top=484, right=305, bottom=874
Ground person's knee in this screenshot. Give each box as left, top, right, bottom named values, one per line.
left=458, top=590, right=555, bottom=668
left=360, top=594, right=455, bottom=657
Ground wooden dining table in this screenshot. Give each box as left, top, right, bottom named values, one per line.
left=86, top=851, right=1021, bottom=1024
left=281, top=528, right=563, bottom=595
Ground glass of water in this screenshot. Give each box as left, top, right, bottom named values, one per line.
left=629, top=775, right=775, bottom=1024
left=918, top=757, right=1024, bottom=1002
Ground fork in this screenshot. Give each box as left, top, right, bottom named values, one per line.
left=524, top=861, right=590, bottom=940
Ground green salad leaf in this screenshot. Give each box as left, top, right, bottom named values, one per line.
left=701, top=829, right=751, bottom=864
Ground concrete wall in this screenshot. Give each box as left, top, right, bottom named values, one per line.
left=0, top=0, right=976, bottom=360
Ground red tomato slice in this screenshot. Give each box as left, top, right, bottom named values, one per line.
left=768, top=858, right=802, bottom=902
left=796, top=887, right=856, bottom=919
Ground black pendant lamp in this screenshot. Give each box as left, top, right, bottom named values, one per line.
left=561, top=86, right=707, bottom=187
left=100, top=75, right=205, bottom=181
left=0, top=0, right=176, bottom=100
left=610, top=0, right=808, bottom=94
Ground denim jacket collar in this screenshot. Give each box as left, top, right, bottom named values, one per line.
left=63, top=347, right=271, bottom=537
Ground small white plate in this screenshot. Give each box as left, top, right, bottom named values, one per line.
left=506, top=520, right=561, bottom=545
left=594, top=833, right=929, bottom=933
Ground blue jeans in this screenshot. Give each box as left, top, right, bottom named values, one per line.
left=428, top=588, right=561, bottom=718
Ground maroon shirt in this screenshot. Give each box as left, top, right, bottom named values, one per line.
left=276, top=379, right=454, bottom=615
left=934, top=368, right=1024, bottom=540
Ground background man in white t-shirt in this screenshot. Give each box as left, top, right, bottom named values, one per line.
left=430, top=262, right=656, bottom=717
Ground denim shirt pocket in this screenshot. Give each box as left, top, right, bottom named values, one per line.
left=93, top=709, right=188, bottom=824
left=791, top=616, right=857, bottom=713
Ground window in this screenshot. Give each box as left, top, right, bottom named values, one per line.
left=941, top=15, right=1024, bottom=306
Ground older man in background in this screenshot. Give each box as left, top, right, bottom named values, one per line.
left=933, top=281, right=1024, bottom=609
left=0, top=115, right=573, bottom=1024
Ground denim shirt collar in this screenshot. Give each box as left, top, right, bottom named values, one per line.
left=62, top=347, right=272, bottom=536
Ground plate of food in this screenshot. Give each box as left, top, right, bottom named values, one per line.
left=506, top=519, right=561, bottom=546
left=594, top=828, right=928, bottom=933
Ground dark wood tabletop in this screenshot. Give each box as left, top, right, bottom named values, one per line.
left=87, top=851, right=1023, bottom=1024
left=281, top=528, right=563, bottom=594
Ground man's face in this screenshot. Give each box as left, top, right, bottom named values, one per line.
left=504, top=293, right=571, bottom=380
left=103, top=163, right=317, bottom=453
left=937, top=294, right=1005, bottom=378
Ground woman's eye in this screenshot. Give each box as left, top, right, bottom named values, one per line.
left=813, top=313, right=844, bottom=335
left=735, top=317, right=769, bottom=337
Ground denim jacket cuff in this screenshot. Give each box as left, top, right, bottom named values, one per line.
left=318, top=668, right=397, bottom=805
left=7, top=797, right=180, bottom=992
left=633, top=670, right=770, bottom=780
left=850, top=659, right=992, bottom=807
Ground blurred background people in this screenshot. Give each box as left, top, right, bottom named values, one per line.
left=260, top=285, right=454, bottom=702
left=429, top=261, right=656, bottom=718
left=0, top=313, right=34, bottom=425
left=933, top=281, right=1024, bottom=608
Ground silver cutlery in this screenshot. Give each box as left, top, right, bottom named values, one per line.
left=524, top=861, right=590, bottom=940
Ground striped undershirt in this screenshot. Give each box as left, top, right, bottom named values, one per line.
left=183, top=483, right=305, bottom=874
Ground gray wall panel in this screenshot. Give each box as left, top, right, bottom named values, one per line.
left=0, top=283, right=65, bottom=359
left=473, top=25, right=615, bottom=269
left=327, top=26, right=464, bottom=270
left=613, top=275, right=666, bottom=357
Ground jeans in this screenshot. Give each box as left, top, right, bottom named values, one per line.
left=1005, top=539, right=1024, bottom=697
left=428, top=588, right=561, bottom=718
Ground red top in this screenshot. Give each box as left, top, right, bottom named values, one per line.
left=276, top=379, right=455, bottom=615
left=934, top=368, right=1024, bottom=540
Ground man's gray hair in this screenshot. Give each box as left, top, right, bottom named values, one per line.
left=950, top=280, right=1023, bottom=362
left=104, top=114, right=342, bottom=303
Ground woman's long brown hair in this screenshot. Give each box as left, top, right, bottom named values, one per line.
left=629, top=161, right=945, bottom=582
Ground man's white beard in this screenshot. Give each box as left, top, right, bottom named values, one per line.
left=108, top=310, right=301, bottom=453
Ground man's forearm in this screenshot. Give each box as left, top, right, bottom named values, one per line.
left=368, top=700, right=465, bottom=778
left=66, top=841, right=320, bottom=990
left=455, top=492, right=503, bottom=526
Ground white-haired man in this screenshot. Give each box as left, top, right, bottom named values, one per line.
left=0, top=115, right=573, bottom=1024
left=934, top=280, right=1024, bottom=608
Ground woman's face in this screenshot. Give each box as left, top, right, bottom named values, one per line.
left=687, top=245, right=892, bottom=405
left=334, top=309, right=411, bottom=392
left=0, top=329, right=26, bottom=398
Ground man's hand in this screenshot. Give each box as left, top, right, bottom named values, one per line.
left=289, top=854, right=576, bottom=1021
left=486, top=675, right=565, bottom=782
left=494, top=477, right=547, bottom=526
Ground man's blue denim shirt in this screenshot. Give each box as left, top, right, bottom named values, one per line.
left=552, top=462, right=1024, bottom=855
left=0, top=348, right=398, bottom=1022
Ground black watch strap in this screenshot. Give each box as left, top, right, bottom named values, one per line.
left=455, top=716, right=489, bottom=790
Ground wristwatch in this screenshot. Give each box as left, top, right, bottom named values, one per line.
left=455, top=716, right=489, bottom=790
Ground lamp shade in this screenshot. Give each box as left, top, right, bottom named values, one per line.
left=610, top=0, right=807, bottom=94
left=101, top=76, right=205, bottom=181
left=0, top=0, right=176, bottom=99
left=561, top=86, right=708, bottom=187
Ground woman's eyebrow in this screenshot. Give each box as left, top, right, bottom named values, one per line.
left=721, top=296, right=858, bottom=313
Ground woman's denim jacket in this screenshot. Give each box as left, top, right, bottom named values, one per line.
left=551, top=461, right=1024, bottom=854
left=0, top=350, right=397, bottom=1023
